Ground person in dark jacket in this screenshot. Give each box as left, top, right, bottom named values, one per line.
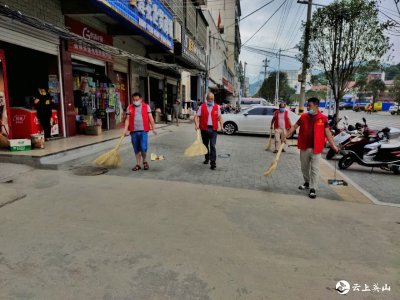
left=34, top=88, right=52, bottom=141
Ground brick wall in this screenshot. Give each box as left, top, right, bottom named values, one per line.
left=0, top=0, right=64, bottom=26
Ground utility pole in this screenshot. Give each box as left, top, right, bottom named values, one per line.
left=274, top=49, right=281, bottom=106
left=262, top=59, right=269, bottom=81
left=244, top=62, right=247, bottom=97
left=298, top=0, right=313, bottom=115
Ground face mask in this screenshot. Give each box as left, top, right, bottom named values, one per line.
left=308, top=110, right=314, bottom=114
left=279, top=108, right=284, bottom=112
left=207, top=101, right=214, bottom=106
left=134, top=101, right=141, bottom=106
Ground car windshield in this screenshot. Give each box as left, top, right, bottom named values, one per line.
left=238, top=107, right=255, bottom=114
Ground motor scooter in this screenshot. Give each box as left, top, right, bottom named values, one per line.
left=339, top=127, right=400, bottom=174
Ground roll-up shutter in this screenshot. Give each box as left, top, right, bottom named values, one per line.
left=71, top=54, right=106, bottom=67
left=166, top=77, right=178, bottom=85
left=0, top=17, right=59, bottom=55
left=114, top=57, right=128, bottom=73
left=148, top=71, right=164, bottom=80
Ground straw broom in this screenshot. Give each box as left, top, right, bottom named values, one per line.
left=264, top=142, right=285, bottom=177
left=265, top=128, right=273, bottom=150
left=185, top=130, right=208, bottom=157
left=0, top=134, right=9, bottom=149
left=94, top=134, right=125, bottom=167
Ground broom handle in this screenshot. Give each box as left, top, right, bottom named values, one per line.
left=276, top=142, right=285, bottom=160
left=114, top=134, right=125, bottom=150
left=197, top=129, right=200, bottom=141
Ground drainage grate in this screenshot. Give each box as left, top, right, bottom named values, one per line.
left=70, top=166, right=108, bottom=176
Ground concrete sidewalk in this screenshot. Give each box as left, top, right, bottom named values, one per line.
left=0, top=169, right=399, bottom=299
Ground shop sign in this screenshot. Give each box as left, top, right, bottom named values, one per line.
left=97, top=0, right=173, bottom=50
left=178, top=28, right=206, bottom=70
left=223, top=79, right=234, bottom=94
left=66, top=17, right=113, bottom=63
left=131, top=60, right=146, bottom=77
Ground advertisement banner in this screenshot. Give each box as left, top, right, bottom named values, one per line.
left=177, top=28, right=206, bottom=70
left=66, top=17, right=114, bottom=63
left=97, top=0, right=173, bottom=50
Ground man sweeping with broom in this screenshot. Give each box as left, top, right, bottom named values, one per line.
left=283, top=98, right=338, bottom=199
left=122, top=93, right=157, bottom=171
left=270, top=102, right=292, bottom=153
left=194, top=92, right=225, bottom=170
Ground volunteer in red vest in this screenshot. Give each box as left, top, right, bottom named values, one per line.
left=194, top=92, right=225, bottom=170
left=123, top=93, right=157, bottom=171
left=283, top=98, right=338, bottom=199
left=270, top=102, right=292, bottom=153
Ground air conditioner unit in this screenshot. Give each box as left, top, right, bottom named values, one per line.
left=174, top=21, right=182, bottom=43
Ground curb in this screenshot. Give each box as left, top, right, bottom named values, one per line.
left=321, top=158, right=400, bottom=208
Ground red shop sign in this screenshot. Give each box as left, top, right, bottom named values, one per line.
left=66, top=17, right=113, bottom=63
left=223, top=79, right=234, bottom=94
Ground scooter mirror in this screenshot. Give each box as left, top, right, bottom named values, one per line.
left=363, top=117, right=366, bottom=123
left=344, top=116, right=348, bottom=121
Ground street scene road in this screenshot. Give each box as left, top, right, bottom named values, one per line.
left=1, top=123, right=400, bottom=299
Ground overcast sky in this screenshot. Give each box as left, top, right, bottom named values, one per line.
left=239, top=0, right=400, bottom=85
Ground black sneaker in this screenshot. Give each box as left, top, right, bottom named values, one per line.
left=210, top=161, right=216, bottom=170
left=203, top=159, right=210, bottom=165
left=309, top=189, right=316, bottom=199
left=299, top=182, right=310, bottom=190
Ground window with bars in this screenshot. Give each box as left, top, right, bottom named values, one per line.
left=196, top=11, right=207, bottom=49
left=164, top=0, right=184, bottom=24
left=185, top=0, right=196, bottom=36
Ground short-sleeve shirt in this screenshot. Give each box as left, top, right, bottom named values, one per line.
left=296, top=114, right=328, bottom=149
left=126, top=104, right=151, bottom=132
left=277, top=112, right=286, bottom=129
left=196, top=104, right=221, bottom=126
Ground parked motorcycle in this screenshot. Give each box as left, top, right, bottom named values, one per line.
left=326, top=116, right=360, bottom=159
left=338, top=127, right=400, bottom=174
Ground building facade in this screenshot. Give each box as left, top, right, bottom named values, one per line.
left=0, top=0, right=208, bottom=139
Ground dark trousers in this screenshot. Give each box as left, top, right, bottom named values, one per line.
left=201, top=127, right=217, bottom=162
left=39, top=116, right=51, bottom=139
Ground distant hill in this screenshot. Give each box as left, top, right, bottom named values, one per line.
left=249, top=80, right=263, bottom=97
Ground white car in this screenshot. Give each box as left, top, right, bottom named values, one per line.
left=222, top=106, right=300, bottom=136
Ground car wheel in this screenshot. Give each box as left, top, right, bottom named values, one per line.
left=391, top=112, right=395, bottom=115
left=339, top=155, right=353, bottom=170
left=224, top=122, right=237, bottom=135
left=393, top=166, right=400, bottom=174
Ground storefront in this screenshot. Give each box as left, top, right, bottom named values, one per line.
left=0, top=17, right=63, bottom=140
left=63, top=17, right=120, bottom=136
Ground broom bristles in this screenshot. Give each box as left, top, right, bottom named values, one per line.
left=265, top=129, right=273, bottom=150
left=94, top=149, right=122, bottom=167
left=94, top=135, right=125, bottom=168
left=264, top=142, right=285, bottom=177
left=185, top=130, right=208, bottom=157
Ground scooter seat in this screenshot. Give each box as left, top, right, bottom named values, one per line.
left=380, top=142, right=400, bottom=149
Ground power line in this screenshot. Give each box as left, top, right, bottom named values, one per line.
left=242, top=0, right=288, bottom=46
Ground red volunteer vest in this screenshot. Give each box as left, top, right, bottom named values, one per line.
left=128, top=103, right=150, bottom=132
left=274, top=110, right=290, bottom=129
left=298, top=111, right=327, bottom=154
left=199, top=103, right=219, bottom=131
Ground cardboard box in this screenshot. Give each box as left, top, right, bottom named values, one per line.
left=9, top=139, right=32, bottom=152
left=84, top=125, right=102, bottom=135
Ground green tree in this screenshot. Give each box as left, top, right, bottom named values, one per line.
left=297, top=0, right=393, bottom=120
left=366, top=79, right=386, bottom=110
left=385, top=65, right=400, bottom=80
left=354, top=77, right=367, bottom=104
left=256, top=71, right=292, bottom=102
left=311, top=73, right=328, bottom=85
left=389, top=75, right=400, bottom=107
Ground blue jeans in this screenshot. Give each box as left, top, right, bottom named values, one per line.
left=201, top=127, right=217, bottom=162
left=130, top=131, right=148, bottom=154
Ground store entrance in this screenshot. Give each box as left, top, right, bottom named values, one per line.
left=72, top=59, right=117, bottom=134
left=0, top=42, right=62, bottom=139
left=114, top=71, right=128, bottom=127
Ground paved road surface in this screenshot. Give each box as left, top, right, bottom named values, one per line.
left=0, top=166, right=399, bottom=299
left=334, top=110, right=400, bottom=131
